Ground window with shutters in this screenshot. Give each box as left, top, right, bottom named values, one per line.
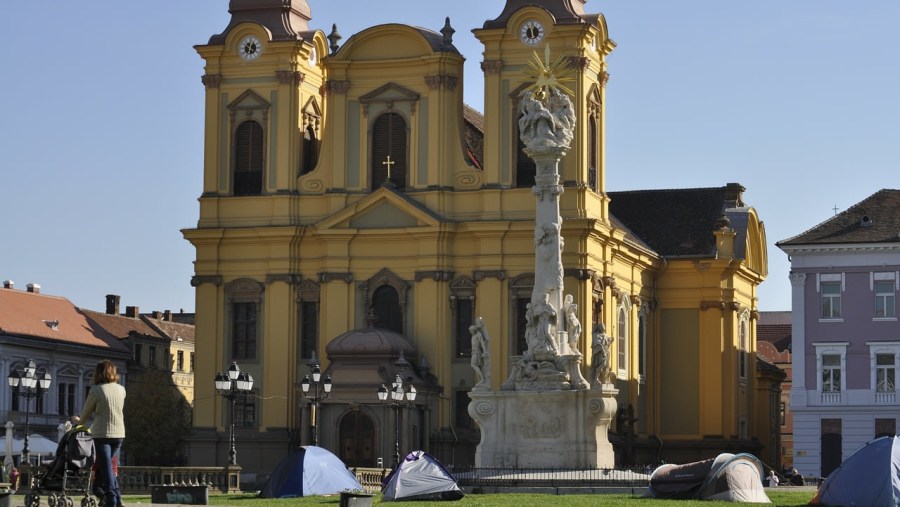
left=371, top=112, right=407, bottom=190
left=233, top=120, right=264, bottom=195
left=227, top=90, right=270, bottom=196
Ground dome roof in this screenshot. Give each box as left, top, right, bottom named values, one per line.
left=326, top=326, right=415, bottom=359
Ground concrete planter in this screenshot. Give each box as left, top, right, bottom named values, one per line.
left=339, top=491, right=374, bottom=507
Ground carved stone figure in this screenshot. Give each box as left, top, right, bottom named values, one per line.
left=563, top=294, right=581, bottom=354
left=518, top=90, right=576, bottom=151
left=529, top=293, right=558, bottom=358
left=590, top=324, right=614, bottom=385
left=469, top=316, right=491, bottom=389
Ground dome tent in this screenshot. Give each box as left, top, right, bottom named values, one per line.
left=259, top=446, right=363, bottom=498
left=382, top=451, right=464, bottom=502
left=811, top=435, right=900, bottom=506
left=649, top=453, right=771, bottom=503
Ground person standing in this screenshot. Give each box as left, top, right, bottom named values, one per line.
left=766, top=469, right=780, bottom=487
left=73, top=361, right=126, bottom=507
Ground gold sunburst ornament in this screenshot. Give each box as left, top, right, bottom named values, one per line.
left=523, top=44, right=575, bottom=100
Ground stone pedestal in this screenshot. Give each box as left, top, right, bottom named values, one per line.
left=468, top=385, right=618, bottom=468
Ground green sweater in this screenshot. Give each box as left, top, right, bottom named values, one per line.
left=79, top=382, right=126, bottom=439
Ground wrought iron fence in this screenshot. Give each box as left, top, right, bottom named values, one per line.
left=447, top=466, right=654, bottom=488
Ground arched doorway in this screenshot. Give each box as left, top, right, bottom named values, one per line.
left=339, top=409, right=376, bottom=467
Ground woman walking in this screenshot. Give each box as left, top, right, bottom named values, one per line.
left=73, top=360, right=126, bottom=507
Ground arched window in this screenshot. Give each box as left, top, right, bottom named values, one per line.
left=234, top=120, right=264, bottom=195
left=301, top=125, right=318, bottom=175
left=617, top=304, right=628, bottom=377
left=371, top=113, right=407, bottom=190
left=372, top=285, right=403, bottom=334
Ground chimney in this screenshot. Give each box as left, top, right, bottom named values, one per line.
left=125, top=306, right=140, bottom=318
left=164, top=310, right=173, bottom=321
left=26, top=283, right=41, bottom=294
left=2, top=280, right=13, bottom=289
left=152, top=311, right=162, bottom=319
left=106, top=295, right=121, bottom=315
left=723, top=182, right=746, bottom=208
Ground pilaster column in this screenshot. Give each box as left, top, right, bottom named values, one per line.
left=789, top=272, right=808, bottom=407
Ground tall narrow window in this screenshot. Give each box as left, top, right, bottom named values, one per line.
left=739, top=317, right=749, bottom=379
left=372, top=285, right=403, bottom=334
left=455, top=390, right=474, bottom=428
left=515, top=134, right=536, bottom=188
left=371, top=113, right=407, bottom=190
left=300, top=301, right=318, bottom=362
left=134, top=343, right=143, bottom=365
left=176, top=350, right=184, bottom=372
left=455, top=298, right=474, bottom=357
left=821, top=281, right=842, bottom=319
left=301, top=125, right=318, bottom=175
left=875, top=280, right=896, bottom=318
left=190, top=352, right=195, bottom=373
left=587, top=115, right=597, bottom=191
left=822, top=354, right=841, bottom=392
left=149, top=345, right=158, bottom=368
left=57, top=383, right=76, bottom=417
left=617, top=305, right=628, bottom=376
left=515, top=297, right=530, bottom=355
left=234, top=120, right=264, bottom=196
left=637, top=312, right=647, bottom=380
left=232, top=302, right=258, bottom=360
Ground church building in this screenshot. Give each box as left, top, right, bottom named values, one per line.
left=183, top=0, right=772, bottom=473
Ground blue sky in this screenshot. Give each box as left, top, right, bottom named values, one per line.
left=2, top=1, right=898, bottom=314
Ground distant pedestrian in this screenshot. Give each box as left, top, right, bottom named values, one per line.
left=766, top=469, right=779, bottom=487
left=73, top=360, right=126, bottom=507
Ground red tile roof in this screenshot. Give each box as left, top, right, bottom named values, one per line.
left=0, top=288, right=128, bottom=351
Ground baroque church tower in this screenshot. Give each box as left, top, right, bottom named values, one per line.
left=185, top=0, right=774, bottom=473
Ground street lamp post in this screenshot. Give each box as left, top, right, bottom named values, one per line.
left=8, top=359, right=53, bottom=464
left=214, top=362, right=254, bottom=466
left=377, top=374, right=416, bottom=467
left=300, top=361, right=332, bottom=447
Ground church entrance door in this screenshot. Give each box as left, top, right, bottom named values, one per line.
left=339, top=410, right=376, bottom=467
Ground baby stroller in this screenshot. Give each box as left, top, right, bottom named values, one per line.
left=25, top=425, right=97, bottom=507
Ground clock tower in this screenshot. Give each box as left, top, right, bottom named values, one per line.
left=473, top=0, right=614, bottom=220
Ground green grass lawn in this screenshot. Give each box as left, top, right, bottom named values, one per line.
left=107, top=489, right=814, bottom=507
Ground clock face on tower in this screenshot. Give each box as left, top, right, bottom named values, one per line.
left=238, top=35, right=262, bottom=61
left=519, top=19, right=545, bottom=46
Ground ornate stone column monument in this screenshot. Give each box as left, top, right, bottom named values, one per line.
left=468, top=48, right=618, bottom=468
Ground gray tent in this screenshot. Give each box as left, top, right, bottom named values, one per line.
left=382, top=451, right=463, bottom=502
left=649, top=453, right=771, bottom=503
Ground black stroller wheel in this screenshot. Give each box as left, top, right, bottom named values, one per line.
left=81, top=496, right=97, bottom=507
left=47, top=493, right=58, bottom=507
left=65, top=496, right=75, bottom=507
left=26, top=493, right=41, bottom=507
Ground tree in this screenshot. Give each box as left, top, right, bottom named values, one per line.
left=123, top=368, right=192, bottom=465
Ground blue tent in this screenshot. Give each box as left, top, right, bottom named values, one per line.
left=259, top=446, right=363, bottom=498
left=812, top=435, right=900, bottom=506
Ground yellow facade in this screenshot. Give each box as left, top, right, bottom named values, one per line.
left=184, top=0, right=772, bottom=472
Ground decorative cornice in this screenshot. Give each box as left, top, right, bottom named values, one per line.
left=318, top=272, right=353, bottom=283
left=266, top=274, right=299, bottom=284
left=424, top=75, right=458, bottom=91
left=564, top=268, right=595, bottom=281
left=275, top=70, right=306, bottom=85
left=750, top=310, right=760, bottom=320
left=473, top=270, right=505, bottom=281
left=481, top=60, right=503, bottom=74
left=201, top=74, right=222, bottom=88
left=190, top=275, right=222, bottom=287
left=415, top=270, right=454, bottom=282
left=789, top=272, right=807, bottom=286
left=700, top=301, right=726, bottom=311
left=566, top=56, right=589, bottom=70
left=325, top=80, right=350, bottom=95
